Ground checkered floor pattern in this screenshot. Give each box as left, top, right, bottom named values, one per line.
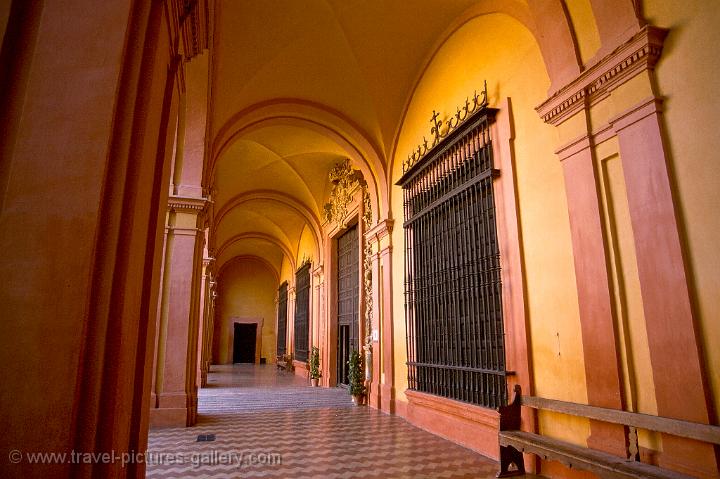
left=146, top=364, right=533, bottom=478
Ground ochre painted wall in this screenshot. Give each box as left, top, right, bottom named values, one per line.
left=390, top=13, right=589, bottom=444
left=296, top=224, right=317, bottom=266
left=215, top=258, right=278, bottom=364
left=644, top=0, right=720, bottom=417
left=564, top=0, right=601, bottom=64
left=279, top=256, right=294, bottom=286
left=0, top=2, right=181, bottom=476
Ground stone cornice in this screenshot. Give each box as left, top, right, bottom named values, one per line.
left=170, top=0, right=209, bottom=60
left=312, top=264, right=324, bottom=279
left=168, top=195, right=208, bottom=214
left=536, top=26, right=668, bottom=126
left=365, top=219, right=394, bottom=244
left=202, top=256, right=215, bottom=268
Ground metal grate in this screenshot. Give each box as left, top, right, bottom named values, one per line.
left=336, top=225, right=359, bottom=385
left=398, top=108, right=508, bottom=409
left=276, top=282, right=288, bottom=356
left=294, top=263, right=311, bottom=362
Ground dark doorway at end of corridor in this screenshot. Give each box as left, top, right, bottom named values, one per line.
left=233, top=322, right=257, bottom=363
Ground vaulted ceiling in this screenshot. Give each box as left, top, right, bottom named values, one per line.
left=206, top=0, right=566, bottom=280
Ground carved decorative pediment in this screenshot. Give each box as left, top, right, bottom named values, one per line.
left=323, top=159, right=367, bottom=226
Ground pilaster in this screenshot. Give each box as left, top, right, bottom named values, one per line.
left=556, top=132, right=626, bottom=455
left=537, top=24, right=717, bottom=476
left=365, top=219, right=395, bottom=413
left=150, top=195, right=208, bottom=428
left=612, top=98, right=717, bottom=477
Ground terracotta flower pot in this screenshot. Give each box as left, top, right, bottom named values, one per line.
left=311, top=378, right=319, bottom=387
left=352, top=394, right=364, bottom=406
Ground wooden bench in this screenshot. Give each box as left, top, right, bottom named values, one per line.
left=276, top=353, right=294, bottom=372
left=498, top=385, right=720, bottom=478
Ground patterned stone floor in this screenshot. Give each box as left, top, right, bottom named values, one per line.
left=146, top=364, right=535, bottom=478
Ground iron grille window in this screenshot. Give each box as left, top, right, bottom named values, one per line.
left=276, top=282, right=288, bottom=356
left=294, top=263, right=311, bottom=362
left=397, top=108, right=508, bottom=409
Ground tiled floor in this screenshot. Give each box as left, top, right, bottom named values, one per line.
left=146, top=364, right=535, bottom=478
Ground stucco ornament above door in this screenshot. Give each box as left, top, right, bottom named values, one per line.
left=323, top=159, right=368, bottom=227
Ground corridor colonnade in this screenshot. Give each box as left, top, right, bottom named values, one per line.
left=0, top=1, right=718, bottom=478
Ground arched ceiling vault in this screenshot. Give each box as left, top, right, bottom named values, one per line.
left=210, top=102, right=386, bottom=218
left=215, top=234, right=294, bottom=280
left=213, top=190, right=323, bottom=260
left=207, top=0, right=607, bottom=280
left=217, top=255, right=281, bottom=286
left=209, top=106, right=383, bottom=279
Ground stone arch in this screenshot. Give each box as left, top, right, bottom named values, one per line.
left=208, top=100, right=388, bottom=224
left=215, top=232, right=296, bottom=278
left=216, top=254, right=281, bottom=285
left=213, top=190, right=323, bottom=261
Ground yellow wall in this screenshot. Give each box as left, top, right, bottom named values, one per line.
left=564, top=0, right=601, bottom=64
left=279, top=256, right=294, bottom=286
left=296, top=224, right=316, bottom=266
left=215, top=258, right=277, bottom=364
left=389, top=13, right=588, bottom=443
left=644, top=0, right=720, bottom=416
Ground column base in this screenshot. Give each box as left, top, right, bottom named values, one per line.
left=150, top=391, right=197, bottom=428
left=368, top=381, right=381, bottom=409
left=381, top=384, right=395, bottom=413
left=149, top=407, right=192, bottom=428
left=293, top=360, right=308, bottom=377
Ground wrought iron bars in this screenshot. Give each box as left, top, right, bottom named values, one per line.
left=276, top=282, right=288, bottom=356
left=400, top=108, right=508, bottom=409
left=294, top=263, right=311, bottom=362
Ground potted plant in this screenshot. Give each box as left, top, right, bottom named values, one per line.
left=347, top=349, right=366, bottom=405
left=309, top=346, right=321, bottom=387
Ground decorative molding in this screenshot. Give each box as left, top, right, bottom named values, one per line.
left=323, top=159, right=366, bottom=226
left=365, top=219, right=394, bottom=246
left=311, top=264, right=324, bottom=286
left=610, top=96, right=663, bottom=132
left=362, top=192, right=373, bottom=355
left=536, top=26, right=668, bottom=126
left=555, top=135, right=593, bottom=162
left=172, top=0, right=209, bottom=60
left=323, top=159, right=375, bottom=375
left=202, top=257, right=215, bottom=279
left=404, top=82, right=488, bottom=174
left=167, top=195, right=208, bottom=214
